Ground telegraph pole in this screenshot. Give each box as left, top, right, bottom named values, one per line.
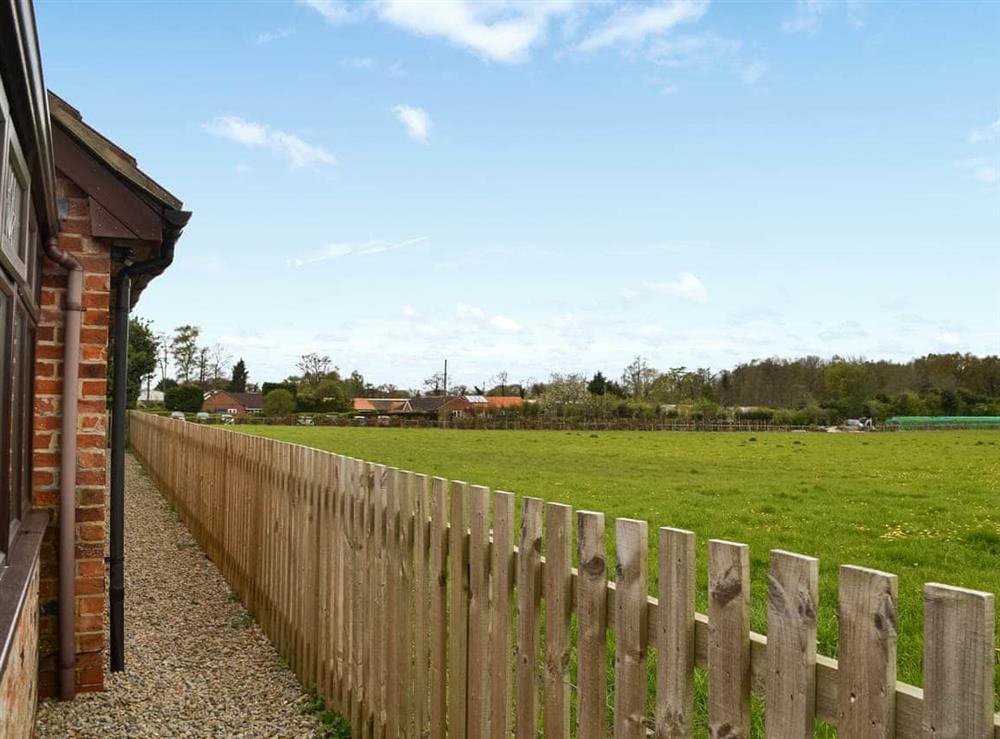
left=443, top=359, right=448, bottom=396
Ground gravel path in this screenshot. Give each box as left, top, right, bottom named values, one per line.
left=36, top=453, right=321, bottom=738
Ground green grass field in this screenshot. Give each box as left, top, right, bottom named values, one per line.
left=233, top=425, right=1000, bottom=703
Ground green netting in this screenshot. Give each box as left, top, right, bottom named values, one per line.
left=886, top=416, right=1000, bottom=427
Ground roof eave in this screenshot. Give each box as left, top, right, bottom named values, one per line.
left=0, top=0, right=59, bottom=240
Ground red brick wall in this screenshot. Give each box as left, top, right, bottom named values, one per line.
left=33, top=173, right=111, bottom=696
left=0, top=563, right=39, bottom=737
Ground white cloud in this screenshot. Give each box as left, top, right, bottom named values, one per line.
left=402, top=304, right=418, bottom=318
left=647, top=32, right=740, bottom=68
left=372, top=0, right=574, bottom=63
left=288, top=236, right=427, bottom=266
left=341, top=56, right=374, bottom=69
left=644, top=273, right=708, bottom=302
left=234, top=163, right=253, bottom=174
left=739, top=59, right=769, bottom=85
left=203, top=115, right=336, bottom=168
left=934, top=331, right=962, bottom=348
left=970, top=117, right=1000, bottom=143
left=301, top=0, right=355, bottom=24
left=782, top=0, right=863, bottom=34
left=491, top=315, right=522, bottom=332
left=620, top=287, right=638, bottom=300
left=255, top=27, right=295, bottom=45
left=956, top=157, right=1000, bottom=184
left=782, top=0, right=833, bottom=33
left=392, top=104, right=432, bottom=143
left=579, top=0, right=708, bottom=51
left=457, top=304, right=486, bottom=320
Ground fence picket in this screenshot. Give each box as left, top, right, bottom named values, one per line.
left=429, top=477, right=449, bottom=738
left=516, top=497, right=543, bottom=739
left=370, top=464, right=389, bottom=739
left=655, top=527, right=695, bottom=739
left=576, top=511, right=607, bottom=739
left=707, top=539, right=750, bottom=739
left=837, top=565, right=898, bottom=739
left=386, top=468, right=401, bottom=739
left=614, top=518, right=649, bottom=739
left=412, top=473, right=430, bottom=739
left=398, top=471, right=416, bottom=739
left=923, top=584, right=994, bottom=739
left=765, top=550, right=819, bottom=739
left=544, top=503, right=573, bottom=739
left=489, top=491, right=515, bottom=739
left=467, top=485, right=492, bottom=738
left=448, top=480, right=470, bottom=739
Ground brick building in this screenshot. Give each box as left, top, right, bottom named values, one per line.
left=203, top=390, right=263, bottom=417
left=0, top=2, right=188, bottom=732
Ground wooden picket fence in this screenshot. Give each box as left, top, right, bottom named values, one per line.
left=128, top=411, right=999, bottom=739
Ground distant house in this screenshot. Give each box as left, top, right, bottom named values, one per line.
left=352, top=398, right=411, bottom=414
left=487, top=396, right=524, bottom=410
left=440, top=395, right=489, bottom=417
left=203, top=390, right=263, bottom=416
left=408, top=396, right=451, bottom=415
left=439, top=395, right=524, bottom=418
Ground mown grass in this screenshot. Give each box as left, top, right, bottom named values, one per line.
left=233, top=425, right=1000, bottom=727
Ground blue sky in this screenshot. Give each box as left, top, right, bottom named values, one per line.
left=36, top=0, right=1000, bottom=389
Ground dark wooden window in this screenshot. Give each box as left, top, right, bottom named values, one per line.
left=0, top=75, right=40, bottom=566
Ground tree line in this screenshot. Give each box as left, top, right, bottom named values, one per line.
left=123, top=320, right=1000, bottom=423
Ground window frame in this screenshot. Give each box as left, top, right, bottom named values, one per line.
left=0, top=74, right=41, bottom=568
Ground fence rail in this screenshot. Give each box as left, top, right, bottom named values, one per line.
left=128, top=411, right=1000, bottom=739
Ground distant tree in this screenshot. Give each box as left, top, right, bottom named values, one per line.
left=315, top=379, right=349, bottom=412
left=587, top=371, right=609, bottom=396
left=541, top=373, right=589, bottom=407
left=156, top=332, right=170, bottom=387
left=108, top=317, right=159, bottom=409
left=262, top=382, right=297, bottom=397
left=170, top=325, right=201, bottom=384
left=164, top=384, right=204, bottom=413
left=621, top=356, right=658, bottom=399
left=156, top=377, right=178, bottom=391
left=263, top=389, right=296, bottom=417
left=343, top=370, right=365, bottom=399
left=229, top=358, right=248, bottom=393
left=424, top=371, right=446, bottom=396
left=297, top=353, right=334, bottom=387
left=493, top=370, right=509, bottom=396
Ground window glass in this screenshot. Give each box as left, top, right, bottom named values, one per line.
left=18, top=315, right=33, bottom=519
left=1, top=148, right=25, bottom=263
left=8, top=304, right=22, bottom=536
left=0, top=283, right=9, bottom=557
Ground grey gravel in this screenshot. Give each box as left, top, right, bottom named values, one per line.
left=36, top=453, right=321, bottom=738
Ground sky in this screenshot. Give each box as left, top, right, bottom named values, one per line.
left=35, top=0, right=1000, bottom=390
